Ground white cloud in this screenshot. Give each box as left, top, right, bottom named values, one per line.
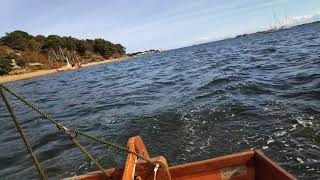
left=194, top=33, right=231, bottom=45
left=288, top=12, right=320, bottom=26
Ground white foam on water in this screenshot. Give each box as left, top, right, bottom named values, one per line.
left=296, top=117, right=313, bottom=127
left=78, top=163, right=87, bottom=169
left=267, top=139, right=274, bottom=145
left=296, top=157, right=304, bottom=163
left=311, top=144, right=320, bottom=148
left=274, top=131, right=287, bottom=137
left=242, top=137, right=249, bottom=145
left=289, top=124, right=298, bottom=131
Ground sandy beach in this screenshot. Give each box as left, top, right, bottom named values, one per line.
left=0, top=56, right=129, bottom=84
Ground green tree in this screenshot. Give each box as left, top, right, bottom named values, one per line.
left=35, top=35, right=46, bottom=42
left=0, top=30, right=33, bottom=50
left=0, top=57, right=13, bottom=75
left=85, top=39, right=95, bottom=52
left=63, top=36, right=79, bottom=51
left=76, top=40, right=86, bottom=54
left=29, top=39, right=43, bottom=52
left=94, top=39, right=115, bottom=58
left=29, top=35, right=46, bottom=52
left=114, top=44, right=126, bottom=55
left=42, top=35, right=63, bottom=51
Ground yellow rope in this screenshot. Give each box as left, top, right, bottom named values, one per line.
left=71, top=137, right=109, bottom=177
left=74, top=130, right=156, bottom=165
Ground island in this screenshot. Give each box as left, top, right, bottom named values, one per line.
left=0, top=30, right=127, bottom=83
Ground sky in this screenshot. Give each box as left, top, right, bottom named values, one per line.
left=1, top=0, right=320, bottom=53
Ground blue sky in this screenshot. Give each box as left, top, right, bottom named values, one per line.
left=1, top=0, right=320, bottom=52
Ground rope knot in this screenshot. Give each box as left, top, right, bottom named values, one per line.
left=62, top=126, right=77, bottom=138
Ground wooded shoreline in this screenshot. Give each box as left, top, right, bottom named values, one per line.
left=0, top=56, right=129, bottom=84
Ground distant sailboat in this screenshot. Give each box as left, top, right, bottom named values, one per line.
left=261, top=10, right=287, bottom=34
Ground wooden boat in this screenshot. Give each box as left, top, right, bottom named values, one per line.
left=64, top=136, right=295, bottom=180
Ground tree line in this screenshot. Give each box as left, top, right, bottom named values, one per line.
left=0, top=30, right=126, bottom=75
left=0, top=30, right=126, bottom=58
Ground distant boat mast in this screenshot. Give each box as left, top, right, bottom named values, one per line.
left=272, top=9, right=282, bottom=28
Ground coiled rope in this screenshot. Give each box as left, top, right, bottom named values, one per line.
left=0, top=84, right=156, bottom=179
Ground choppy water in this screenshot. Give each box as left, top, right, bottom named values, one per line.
left=1, top=22, right=320, bottom=179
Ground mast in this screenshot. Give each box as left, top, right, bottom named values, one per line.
left=284, top=10, right=288, bottom=27
left=272, top=8, right=281, bottom=29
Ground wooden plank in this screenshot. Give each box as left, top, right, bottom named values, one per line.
left=169, top=151, right=254, bottom=178
left=63, top=168, right=123, bottom=180
left=171, top=170, right=221, bottom=180
left=254, top=150, right=296, bottom=180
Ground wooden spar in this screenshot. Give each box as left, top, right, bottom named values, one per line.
left=122, top=136, right=150, bottom=180
left=122, top=136, right=171, bottom=180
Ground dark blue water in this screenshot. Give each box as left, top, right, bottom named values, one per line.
left=1, top=22, right=320, bottom=179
